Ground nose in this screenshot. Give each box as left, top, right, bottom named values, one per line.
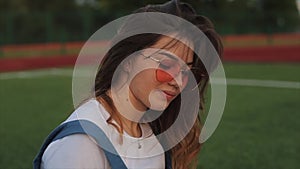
left=168, top=72, right=184, bottom=88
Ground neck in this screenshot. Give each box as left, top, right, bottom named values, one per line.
left=110, top=84, right=146, bottom=123
left=99, top=89, right=143, bottom=138
left=119, top=115, right=142, bottom=138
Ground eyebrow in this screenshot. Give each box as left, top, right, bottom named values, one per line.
left=158, top=51, right=194, bottom=66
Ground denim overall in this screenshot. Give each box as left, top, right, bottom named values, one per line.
left=33, top=120, right=172, bottom=169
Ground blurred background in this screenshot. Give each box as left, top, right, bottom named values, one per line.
left=0, top=0, right=299, bottom=169
left=0, top=0, right=299, bottom=44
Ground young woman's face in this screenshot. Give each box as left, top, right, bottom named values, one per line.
left=127, top=36, right=194, bottom=111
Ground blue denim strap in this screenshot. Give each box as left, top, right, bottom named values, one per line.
left=33, top=119, right=172, bottom=169
left=33, top=120, right=127, bottom=169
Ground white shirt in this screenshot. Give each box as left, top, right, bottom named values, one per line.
left=41, top=99, right=165, bottom=169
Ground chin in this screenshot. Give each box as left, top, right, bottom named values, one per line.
left=148, top=90, right=172, bottom=111
left=150, top=106, right=167, bottom=111
left=148, top=100, right=170, bottom=111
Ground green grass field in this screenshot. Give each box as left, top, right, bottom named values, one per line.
left=0, top=63, right=299, bottom=169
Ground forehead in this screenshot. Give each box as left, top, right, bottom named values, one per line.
left=150, top=35, right=194, bottom=63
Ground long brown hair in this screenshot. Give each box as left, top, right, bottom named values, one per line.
left=94, top=0, right=223, bottom=168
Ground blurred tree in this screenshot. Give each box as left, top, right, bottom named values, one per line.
left=260, top=0, right=300, bottom=33
left=0, top=0, right=299, bottom=45
left=0, top=0, right=80, bottom=13
left=0, top=0, right=84, bottom=44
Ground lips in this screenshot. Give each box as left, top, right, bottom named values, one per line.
left=162, top=90, right=177, bottom=100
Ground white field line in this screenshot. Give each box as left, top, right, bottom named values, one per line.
left=0, top=69, right=299, bottom=89
left=0, top=69, right=73, bottom=79
left=212, top=78, right=300, bottom=89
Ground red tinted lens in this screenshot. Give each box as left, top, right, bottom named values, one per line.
left=156, top=59, right=189, bottom=84
left=156, top=69, right=174, bottom=82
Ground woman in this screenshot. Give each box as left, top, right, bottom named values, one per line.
left=34, top=0, right=223, bottom=168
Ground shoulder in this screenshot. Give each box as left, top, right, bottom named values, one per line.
left=42, top=134, right=110, bottom=169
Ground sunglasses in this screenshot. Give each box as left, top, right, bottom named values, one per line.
left=141, top=51, right=194, bottom=86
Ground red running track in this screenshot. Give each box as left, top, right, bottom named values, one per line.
left=224, top=45, right=300, bottom=62
left=0, top=45, right=299, bottom=72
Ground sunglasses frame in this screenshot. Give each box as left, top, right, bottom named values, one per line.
left=140, top=52, right=193, bottom=83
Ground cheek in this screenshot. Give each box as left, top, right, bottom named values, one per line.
left=129, top=69, right=158, bottom=99
left=129, top=70, right=171, bottom=111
